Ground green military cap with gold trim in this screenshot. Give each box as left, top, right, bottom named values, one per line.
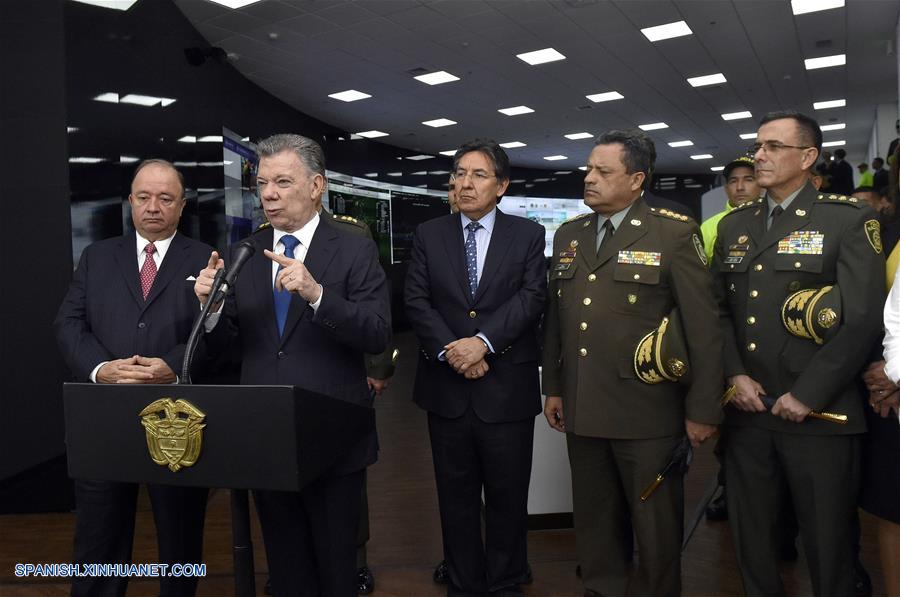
left=781, top=284, right=841, bottom=345
left=634, top=308, right=691, bottom=384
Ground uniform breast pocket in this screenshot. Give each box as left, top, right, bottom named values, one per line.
left=551, top=264, right=577, bottom=308
left=610, top=264, right=661, bottom=314
left=775, top=254, right=824, bottom=294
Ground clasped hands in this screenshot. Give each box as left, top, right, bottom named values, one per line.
left=727, top=374, right=811, bottom=422
left=444, top=337, right=489, bottom=380
left=97, top=356, right=176, bottom=384
left=194, top=250, right=322, bottom=306
left=862, top=361, right=900, bottom=418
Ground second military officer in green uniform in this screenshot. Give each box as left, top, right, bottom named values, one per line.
left=542, top=129, right=723, bottom=596
left=712, top=111, right=885, bottom=597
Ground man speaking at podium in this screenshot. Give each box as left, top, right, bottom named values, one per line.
left=55, top=159, right=213, bottom=597
left=194, top=134, right=391, bottom=596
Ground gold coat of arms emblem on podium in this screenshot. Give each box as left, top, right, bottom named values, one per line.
left=139, top=398, right=206, bottom=472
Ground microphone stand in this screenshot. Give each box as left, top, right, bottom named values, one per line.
left=180, top=268, right=226, bottom=385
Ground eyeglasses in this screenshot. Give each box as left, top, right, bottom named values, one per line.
left=747, top=141, right=813, bottom=157
left=453, top=169, right=496, bottom=183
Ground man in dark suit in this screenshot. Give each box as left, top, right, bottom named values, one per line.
left=405, top=139, right=546, bottom=596
left=826, top=148, right=855, bottom=195
left=712, top=111, right=884, bottom=596
left=542, top=130, right=722, bottom=596
left=55, top=159, right=212, bottom=597
left=194, top=134, right=390, bottom=596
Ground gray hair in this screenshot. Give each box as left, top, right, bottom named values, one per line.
left=256, top=133, right=326, bottom=177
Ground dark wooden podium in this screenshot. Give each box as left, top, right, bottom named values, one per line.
left=63, top=383, right=374, bottom=596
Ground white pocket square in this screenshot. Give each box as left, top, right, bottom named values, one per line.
left=185, top=275, right=197, bottom=281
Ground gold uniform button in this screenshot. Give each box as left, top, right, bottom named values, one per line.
left=747, top=342, right=757, bottom=352
left=468, top=310, right=477, bottom=319
left=583, top=297, right=592, bottom=306
left=587, top=273, right=597, bottom=282
left=747, top=316, right=756, bottom=325
left=633, top=273, right=641, bottom=280
left=753, top=264, right=763, bottom=272
left=579, top=348, right=588, bottom=357
left=794, top=261, right=801, bottom=269
left=750, top=290, right=759, bottom=298
left=580, top=322, right=588, bottom=331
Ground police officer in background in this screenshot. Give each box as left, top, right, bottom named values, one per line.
left=712, top=111, right=884, bottom=596
left=542, top=129, right=722, bottom=596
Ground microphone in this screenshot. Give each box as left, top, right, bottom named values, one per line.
left=213, top=240, right=255, bottom=303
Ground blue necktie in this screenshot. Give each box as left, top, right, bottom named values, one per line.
left=274, top=235, right=299, bottom=336
left=465, top=221, right=482, bottom=299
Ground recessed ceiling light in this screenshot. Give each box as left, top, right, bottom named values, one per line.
left=71, top=0, right=139, bottom=10
left=198, top=135, right=223, bottom=143
left=439, top=150, right=457, bottom=156
left=791, top=0, right=844, bottom=15
left=498, top=106, right=534, bottom=116
left=94, top=92, right=119, bottom=103
left=422, top=118, right=457, bottom=128
left=411, top=170, right=427, bottom=175
left=67, top=126, right=79, bottom=133
left=119, top=155, right=140, bottom=164
left=586, top=91, right=624, bottom=103
left=690, top=154, right=713, bottom=160
left=710, top=166, right=725, bottom=171
left=120, top=94, right=164, bottom=107
left=565, top=132, right=594, bottom=140
left=205, top=0, right=265, bottom=8
left=364, top=173, right=378, bottom=177
left=405, top=155, right=434, bottom=161
left=387, top=172, right=402, bottom=177
left=356, top=130, right=389, bottom=138
left=533, top=178, right=551, bottom=182
left=177, top=135, right=197, bottom=143
left=554, top=171, right=572, bottom=175
left=429, top=170, right=450, bottom=175
left=413, top=71, right=459, bottom=85
left=687, top=73, right=727, bottom=87
left=721, top=111, right=752, bottom=121
left=543, top=155, right=567, bottom=161
left=820, top=123, right=846, bottom=131
left=69, top=157, right=106, bottom=163
left=638, top=122, right=669, bottom=131
left=173, top=161, right=197, bottom=167
left=640, top=20, right=693, bottom=42
left=740, top=133, right=758, bottom=140
left=328, top=89, right=371, bottom=102
left=499, top=141, right=527, bottom=148
left=516, top=47, right=566, bottom=65
left=578, top=166, right=588, bottom=171
left=814, top=99, right=846, bottom=110
left=160, top=98, right=176, bottom=107
left=668, top=140, right=694, bottom=147
left=822, top=140, right=846, bottom=147
left=804, top=54, right=846, bottom=70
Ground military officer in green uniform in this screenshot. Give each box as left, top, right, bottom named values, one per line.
left=542, top=129, right=723, bottom=596
left=712, top=111, right=885, bottom=597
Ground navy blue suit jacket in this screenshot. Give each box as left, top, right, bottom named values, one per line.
left=207, top=217, right=391, bottom=472
left=405, top=209, right=547, bottom=423
left=55, top=232, right=215, bottom=381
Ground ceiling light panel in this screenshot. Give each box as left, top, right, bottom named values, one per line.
left=791, top=0, right=844, bottom=15
left=822, top=140, right=846, bottom=147
left=328, top=89, right=371, bottom=102
left=413, top=71, right=459, bottom=85
left=668, top=140, right=694, bottom=147
left=690, top=154, right=713, bottom=160
left=804, top=54, right=846, bottom=70
left=543, top=155, right=567, bottom=161
left=638, top=122, right=669, bottom=131
left=356, top=130, right=389, bottom=138
left=820, top=123, right=846, bottom=131
left=814, top=99, right=846, bottom=110
left=687, top=73, right=727, bottom=87
left=498, top=106, right=534, bottom=116
left=565, top=132, right=594, bottom=140
left=585, top=91, right=624, bottom=103
left=499, top=141, right=527, bottom=148
left=516, top=48, right=566, bottom=65
left=422, top=118, right=457, bottom=127
left=739, top=133, right=757, bottom=140
left=641, top=21, right=693, bottom=42
left=721, top=111, right=752, bottom=121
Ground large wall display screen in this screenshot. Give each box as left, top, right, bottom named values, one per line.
left=501, top=196, right=593, bottom=256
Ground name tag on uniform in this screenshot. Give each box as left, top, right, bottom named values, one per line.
left=554, top=263, right=571, bottom=271
left=778, top=231, right=824, bottom=255
left=617, top=250, right=661, bottom=266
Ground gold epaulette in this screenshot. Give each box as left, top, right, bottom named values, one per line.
left=816, top=193, right=861, bottom=206
left=560, top=212, right=591, bottom=227
left=254, top=221, right=271, bottom=232
left=332, top=213, right=366, bottom=227
left=651, top=207, right=692, bottom=223
left=720, top=198, right=763, bottom=220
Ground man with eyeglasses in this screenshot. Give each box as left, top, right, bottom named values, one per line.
left=55, top=159, right=212, bottom=597
left=406, top=139, right=546, bottom=596
left=711, top=111, right=884, bottom=596
left=194, top=134, right=391, bottom=596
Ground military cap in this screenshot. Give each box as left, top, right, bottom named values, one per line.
left=723, top=155, right=755, bottom=179
left=781, top=284, right=841, bottom=345
left=634, top=308, right=691, bottom=384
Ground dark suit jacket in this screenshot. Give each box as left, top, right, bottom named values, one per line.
left=828, top=159, right=854, bottom=195
left=712, top=183, right=885, bottom=435
left=55, top=232, right=215, bottom=381
left=542, top=199, right=724, bottom=438
left=405, top=208, right=546, bottom=423
left=207, top=217, right=391, bottom=471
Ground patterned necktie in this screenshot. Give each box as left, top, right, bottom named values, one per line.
left=465, top=221, right=482, bottom=299
left=597, top=219, right=615, bottom=255
left=768, top=205, right=784, bottom=230
left=274, top=235, right=299, bottom=336
left=139, top=242, right=157, bottom=300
